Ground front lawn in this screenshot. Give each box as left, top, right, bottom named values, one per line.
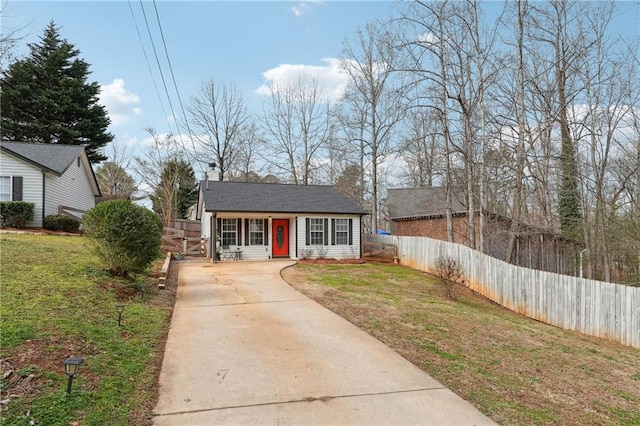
left=0, top=233, right=175, bottom=425
left=283, top=262, right=640, bottom=425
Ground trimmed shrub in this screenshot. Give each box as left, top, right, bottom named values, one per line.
left=44, top=214, right=80, bottom=233
left=83, top=200, right=163, bottom=276
left=0, top=201, right=35, bottom=229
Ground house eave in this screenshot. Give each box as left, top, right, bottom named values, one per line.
left=0, top=146, right=62, bottom=176
left=205, top=208, right=365, bottom=216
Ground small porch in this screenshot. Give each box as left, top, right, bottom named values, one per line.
left=207, top=213, right=296, bottom=262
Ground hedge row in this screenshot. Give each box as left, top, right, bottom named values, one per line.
left=44, top=215, right=80, bottom=233
left=0, top=201, right=35, bottom=229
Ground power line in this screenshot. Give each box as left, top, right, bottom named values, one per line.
left=127, top=0, right=175, bottom=138
left=138, top=0, right=179, bottom=138
left=152, top=0, right=194, bottom=146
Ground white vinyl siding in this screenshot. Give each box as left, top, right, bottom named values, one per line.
left=0, top=151, right=44, bottom=227
left=44, top=154, right=96, bottom=219
left=299, top=215, right=361, bottom=259
left=204, top=212, right=361, bottom=261
left=200, top=211, right=213, bottom=256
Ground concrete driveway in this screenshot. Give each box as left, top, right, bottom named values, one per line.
left=153, top=260, right=495, bottom=425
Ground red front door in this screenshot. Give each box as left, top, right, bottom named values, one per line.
left=272, top=219, right=289, bottom=257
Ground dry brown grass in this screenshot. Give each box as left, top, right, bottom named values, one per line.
left=282, top=262, right=640, bottom=425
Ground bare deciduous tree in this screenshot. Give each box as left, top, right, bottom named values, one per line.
left=188, top=79, right=250, bottom=181
left=261, top=76, right=330, bottom=185
left=340, top=22, right=405, bottom=233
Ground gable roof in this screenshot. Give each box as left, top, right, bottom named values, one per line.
left=200, top=181, right=366, bottom=215
left=387, top=187, right=467, bottom=220
left=1, top=141, right=87, bottom=176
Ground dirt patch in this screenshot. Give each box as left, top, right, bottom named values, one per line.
left=0, top=228, right=83, bottom=237
left=297, top=257, right=395, bottom=265
left=1, top=337, right=102, bottom=403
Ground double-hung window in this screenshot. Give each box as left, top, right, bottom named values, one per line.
left=334, top=219, right=350, bottom=245
left=0, top=177, right=11, bottom=201
left=0, top=176, right=21, bottom=201
left=249, top=219, right=264, bottom=245
left=221, top=219, right=237, bottom=246
left=309, top=218, right=325, bottom=245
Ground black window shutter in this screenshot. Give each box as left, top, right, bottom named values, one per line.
left=323, top=218, right=329, bottom=245
left=263, top=219, right=268, bottom=245
left=237, top=218, right=242, bottom=245
left=348, top=218, right=353, bottom=245
left=331, top=219, right=335, bottom=245
left=217, top=218, right=221, bottom=238
left=305, top=218, right=310, bottom=245
left=12, top=177, right=23, bottom=201
left=245, top=219, right=249, bottom=245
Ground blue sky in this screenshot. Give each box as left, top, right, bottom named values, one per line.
left=4, top=1, right=397, bottom=159
left=3, top=0, right=638, bottom=174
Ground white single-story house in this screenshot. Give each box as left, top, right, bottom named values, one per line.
left=0, top=141, right=101, bottom=227
left=196, top=179, right=367, bottom=261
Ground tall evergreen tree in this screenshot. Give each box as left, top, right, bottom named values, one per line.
left=150, top=159, right=198, bottom=223
left=0, top=21, right=112, bottom=162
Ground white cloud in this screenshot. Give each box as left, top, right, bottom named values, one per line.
left=256, top=57, right=349, bottom=103
left=291, top=3, right=310, bottom=16
left=417, top=32, right=439, bottom=46
left=99, top=79, right=142, bottom=126
left=291, top=1, right=324, bottom=16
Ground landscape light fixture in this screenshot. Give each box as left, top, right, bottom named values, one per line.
left=63, top=357, right=84, bottom=396
left=140, top=284, right=148, bottom=301
left=116, top=303, right=125, bottom=326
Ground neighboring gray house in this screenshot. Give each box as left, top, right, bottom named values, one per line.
left=196, top=180, right=366, bottom=261
left=0, top=141, right=101, bottom=227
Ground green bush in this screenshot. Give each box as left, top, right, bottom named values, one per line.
left=43, top=214, right=80, bottom=232
left=0, top=201, right=35, bottom=229
left=83, top=200, right=163, bottom=276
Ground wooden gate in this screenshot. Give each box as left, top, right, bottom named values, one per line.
left=161, top=219, right=206, bottom=256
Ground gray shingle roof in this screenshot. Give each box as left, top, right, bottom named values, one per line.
left=200, top=181, right=366, bottom=215
left=387, top=187, right=467, bottom=219
left=1, top=141, right=86, bottom=176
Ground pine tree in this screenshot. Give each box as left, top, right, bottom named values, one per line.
left=151, top=159, right=198, bottom=222
left=0, top=21, right=112, bottom=162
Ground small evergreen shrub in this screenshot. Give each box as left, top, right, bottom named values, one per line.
left=44, top=214, right=80, bottom=232
left=0, top=201, right=35, bottom=229
left=83, top=200, right=163, bottom=276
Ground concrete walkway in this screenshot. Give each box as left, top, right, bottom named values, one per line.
left=154, top=261, right=495, bottom=425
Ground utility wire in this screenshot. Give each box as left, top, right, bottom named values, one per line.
left=152, top=0, right=194, bottom=148
left=138, top=0, right=179, bottom=138
left=127, top=0, right=175, bottom=138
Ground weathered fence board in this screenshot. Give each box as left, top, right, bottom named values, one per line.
left=161, top=220, right=205, bottom=256
left=367, top=234, right=640, bottom=349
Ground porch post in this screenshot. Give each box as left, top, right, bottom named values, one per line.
left=211, top=213, right=217, bottom=263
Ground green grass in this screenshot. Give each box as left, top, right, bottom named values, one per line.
left=285, top=262, right=640, bottom=426
left=0, top=234, right=173, bottom=425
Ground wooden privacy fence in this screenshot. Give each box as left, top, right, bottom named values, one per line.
left=162, top=219, right=206, bottom=256
left=368, top=234, right=640, bottom=349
